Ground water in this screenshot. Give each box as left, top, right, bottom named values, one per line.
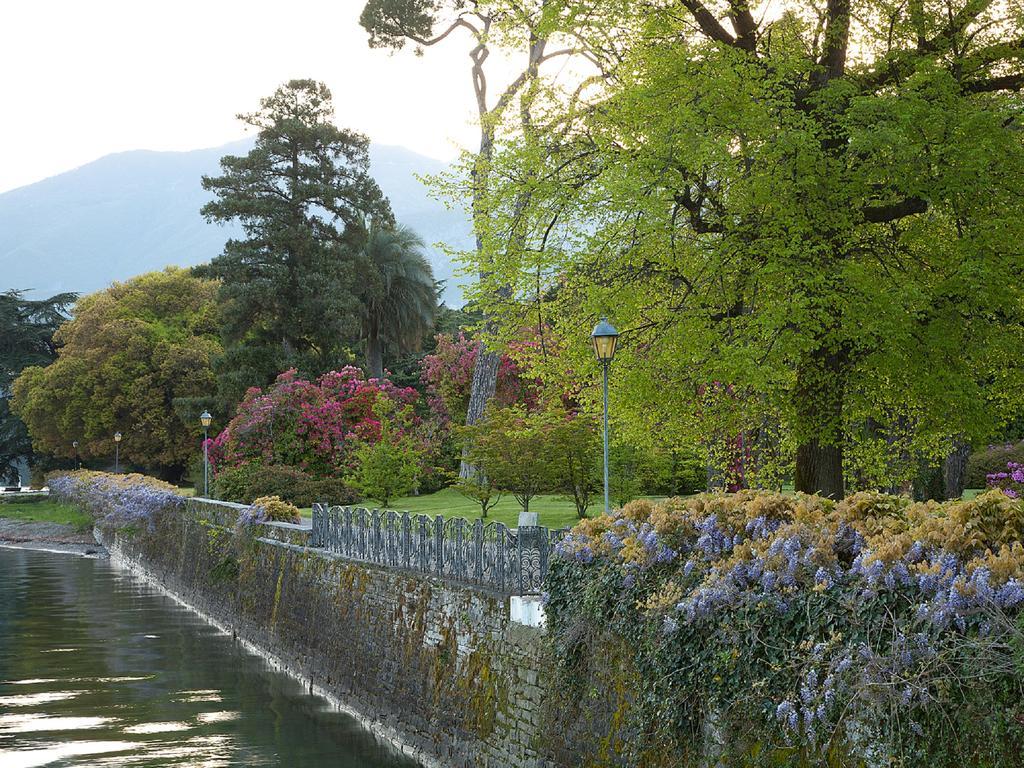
left=0, top=547, right=421, bottom=768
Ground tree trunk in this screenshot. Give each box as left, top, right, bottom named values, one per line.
left=459, top=345, right=501, bottom=478
left=793, top=350, right=846, bottom=499
left=943, top=440, right=970, bottom=500
left=794, top=440, right=844, bottom=499
left=366, top=331, right=384, bottom=380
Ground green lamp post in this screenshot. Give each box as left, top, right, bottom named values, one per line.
left=591, top=318, right=619, bottom=515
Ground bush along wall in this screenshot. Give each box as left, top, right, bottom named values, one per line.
left=48, top=470, right=186, bottom=529
left=546, top=491, right=1024, bottom=767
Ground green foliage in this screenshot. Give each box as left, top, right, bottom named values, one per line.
left=349, top=399, right=422, bottom=507
left=452, top=473, right=502, bottom=518
left=455, top=0, right=1024, bottom=498
left=251, top=495, right=302, bottom=524
left=11, top=269, right=220, bottom=479
left=360, top=223, right=437, bottom=379
left=967, top=442, right=1024, bottom=489
left=200, top=79, right=393, bottom=402
left=0, top=290, right=76, bottom=483
left=212, top=461, right=357, bottom=508
left=460, top=405, right=559, bottom=513
left=546, top=407, right=601, bottom=518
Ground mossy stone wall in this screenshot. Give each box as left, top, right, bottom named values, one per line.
left=98, top=499, right=561, bottom=768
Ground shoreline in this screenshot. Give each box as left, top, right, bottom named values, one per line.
left=0, top=517, right=107, bottom=558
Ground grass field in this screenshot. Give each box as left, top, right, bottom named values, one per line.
left=0, top=497, right=92, bottom=530
left=297, top=488, right=587, bottom=529
left=387, top=488, right=588, bottom=528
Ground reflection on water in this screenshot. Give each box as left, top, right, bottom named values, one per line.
left=0, top=547, right=420, bottom=767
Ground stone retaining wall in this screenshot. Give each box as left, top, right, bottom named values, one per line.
left=98, top=498, right=560, bottom=768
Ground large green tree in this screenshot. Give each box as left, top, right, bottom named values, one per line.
left=461, top=0, right=1024, bottom=497
left=12, top=269, right=221, bottom=479
left=200, top=79, right=393, bottom=403
left=361, top=224, right=437, bottom=379
left=0, top=290, right=76, bottom=482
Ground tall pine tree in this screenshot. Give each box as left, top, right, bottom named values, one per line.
left=201, top=79, right=393, bottom=403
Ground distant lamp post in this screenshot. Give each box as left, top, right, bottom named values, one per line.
left=591, top=318, right=619, bottom=515
left=200, top=411, right=212, bottom=498
left=114, top=432, right=122, bottom=473
left=72, top=440, right=80, bottom=470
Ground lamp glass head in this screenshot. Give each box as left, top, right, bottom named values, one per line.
left=591, top=318, right=619, bottom=362
left=200, top=411, right=212, bottom=428
left=114, top=432, right=122, bottom=442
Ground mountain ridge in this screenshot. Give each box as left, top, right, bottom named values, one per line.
left=0, top=140, right=472, bottom=304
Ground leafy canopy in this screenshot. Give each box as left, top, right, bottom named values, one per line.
left=11, top=269, right=220, bottom=477
left=459, top=0, right=1024, bottom=496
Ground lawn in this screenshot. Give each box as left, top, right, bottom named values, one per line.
left=0, top=497, right=93, bottom=530
left=302, top=487, right=588, bottom=529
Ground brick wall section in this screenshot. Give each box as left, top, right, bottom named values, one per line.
left=98, top=499, right=563, bottom=768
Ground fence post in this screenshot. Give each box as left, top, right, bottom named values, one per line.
left=434, top=516, right=444, bottom=574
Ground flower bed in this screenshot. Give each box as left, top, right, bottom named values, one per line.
left=48, top=471, right=185, bottom=530
left=547, top=490, right=1024, bottom=766
left=987, top=461, right=1024, bottom=499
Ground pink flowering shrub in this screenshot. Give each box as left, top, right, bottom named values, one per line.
left=208, top=367, right=418, bottom=479
left=987, top=461, right=1024, bottom=498
left=420, top=333, right=537, bottom=424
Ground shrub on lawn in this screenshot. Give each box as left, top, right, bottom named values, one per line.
left=966, top=441, right=1024, bottom=488
left=212, top=462, right=357, bottom=508
left=547, top=490, right=1024, bottom=766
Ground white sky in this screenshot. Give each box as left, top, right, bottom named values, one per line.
left=0, top=0, right=515, bottom=193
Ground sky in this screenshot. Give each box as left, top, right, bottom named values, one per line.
left=0, top=0, right=516, bottom=194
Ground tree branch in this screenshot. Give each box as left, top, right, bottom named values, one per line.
left=728, top=0, right=759, bottom=53
left=679, top=0, right=738, bottom=47
left=863, top=197, right=928, bottom=223
left=817, top=0, right=851, bottom=80
left=964, top=73, right=1024, bottom=92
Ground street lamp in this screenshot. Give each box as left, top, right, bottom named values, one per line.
left=114, top=432, right=122, bottom=473
left=72, top=440, right=80, bottom=470
left=200, top=411, right=212, bottom=498
left=591, top=318, right=619, bottom=515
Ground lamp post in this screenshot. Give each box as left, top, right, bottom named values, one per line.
left=591, top=318, right=619, bottom=515
left=114, top=432, right=122, bottom=473
left=72, top=440, right=80, bottom=470
left=200, top=411, right=212, bottom=498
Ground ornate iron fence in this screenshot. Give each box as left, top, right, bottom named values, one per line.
left=310, top=504, right=567, bottom=595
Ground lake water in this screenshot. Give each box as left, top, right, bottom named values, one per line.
left=0, top=546, right=421, bottom=768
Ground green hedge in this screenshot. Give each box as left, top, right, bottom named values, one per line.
left=212, top=462, right=358, bottom=508
left=966, top=441, right=1024, bottom=488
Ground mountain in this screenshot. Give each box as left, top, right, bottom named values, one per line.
left=0, top=141, right=473, bottom=304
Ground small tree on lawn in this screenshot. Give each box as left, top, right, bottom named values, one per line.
left=461, top=405, right=557, bottom=515
left=451, top=471, right=502, bottom=519
left=350, top=399, right=421, bottom=508
left=545, top=406, right=600, bottom=519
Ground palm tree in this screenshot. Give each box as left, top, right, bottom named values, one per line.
left=361, top=224, right=437, bottom=379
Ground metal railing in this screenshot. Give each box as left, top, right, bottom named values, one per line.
left=310, top=504, right=567, bottom=595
